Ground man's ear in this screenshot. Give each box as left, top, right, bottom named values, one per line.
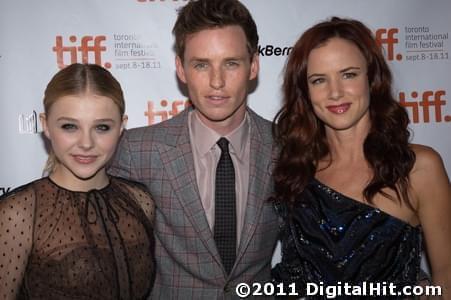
left=249, top=53, right=259, bottom=81
left=175, top=56, right=187, bottom=84
left=39, top=113, right=50, bottom=139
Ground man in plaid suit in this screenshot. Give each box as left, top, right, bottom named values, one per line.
left=109, top=0, right=279, bottom=298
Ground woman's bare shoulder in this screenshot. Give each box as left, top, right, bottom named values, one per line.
left=410, top=143, right=446, bottom=175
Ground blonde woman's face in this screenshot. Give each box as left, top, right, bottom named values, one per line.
left=41, top=94, right=126, bottom=188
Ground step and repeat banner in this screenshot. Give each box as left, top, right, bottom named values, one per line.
left=1, top=0, right=450, bottom=195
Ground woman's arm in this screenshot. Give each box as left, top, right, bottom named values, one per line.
left=411, top=145, right=451, bottom=299
left=0, top=186, right=36, bottom=300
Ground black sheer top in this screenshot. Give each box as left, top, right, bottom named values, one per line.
left=0, top=176, right=155, bottom=300
left=272, top=179, right=422, bottom=299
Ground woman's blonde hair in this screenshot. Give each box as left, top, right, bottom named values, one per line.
left=42, top=63, right=125, bottom=175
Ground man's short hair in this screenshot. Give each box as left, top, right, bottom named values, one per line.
left=173, top=0, right=258, bottom=60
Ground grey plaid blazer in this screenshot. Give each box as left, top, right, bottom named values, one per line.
left=109, top=108, right=279, bottom=299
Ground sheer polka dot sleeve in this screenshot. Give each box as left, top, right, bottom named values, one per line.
left=132, top=187, right=155, bottom=224
left=0, top=177, right=154, bottom=298
left=118, top=179, right=155, bottom=224
left=0, top=186, right=36, bottom=300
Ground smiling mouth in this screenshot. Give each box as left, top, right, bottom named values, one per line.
left=326, top=103, right=351, bottom=114
left=72, top=155, right=97, bottom=164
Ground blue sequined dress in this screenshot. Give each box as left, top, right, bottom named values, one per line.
left=272, top=179, right=423, bottom=299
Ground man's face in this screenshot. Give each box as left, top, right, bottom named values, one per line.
left=176, top=25, right=258, bottom=135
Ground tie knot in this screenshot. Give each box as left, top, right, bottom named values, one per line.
left=217, top=137, right=229, bottom=153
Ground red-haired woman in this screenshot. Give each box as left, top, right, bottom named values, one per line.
left=272, top=17, right=450, bottom=299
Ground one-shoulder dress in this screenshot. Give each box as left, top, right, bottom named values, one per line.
left=272, top=179, right=423, bottom=299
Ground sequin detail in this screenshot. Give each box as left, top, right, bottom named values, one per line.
left=272, top=179, right=423, bottom=299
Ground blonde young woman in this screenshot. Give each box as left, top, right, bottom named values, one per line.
left=0, top=63, right=155, bottom=299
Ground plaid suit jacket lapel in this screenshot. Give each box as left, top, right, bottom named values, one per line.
left=236, top=109, right=274, bottom=262
left=157, top=109, right=223, bottom=266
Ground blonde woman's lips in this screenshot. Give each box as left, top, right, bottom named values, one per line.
left=72, top=155, right=97, bottom=164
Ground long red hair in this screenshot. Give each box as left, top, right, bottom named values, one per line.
left=273, top=17, right=415, bottom=206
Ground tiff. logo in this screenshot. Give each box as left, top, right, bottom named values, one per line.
left=145, top=99, right=190, bottom=125
left=376, top=28, right=402, bottom=61
left=399, top=90, right=450, bottom=123
left=53, top=35, right=110, bottom=69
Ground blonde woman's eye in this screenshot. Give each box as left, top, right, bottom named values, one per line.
left=96, top=124, right=111, bottom=132
left=61, top=124, right=77, bottom=131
